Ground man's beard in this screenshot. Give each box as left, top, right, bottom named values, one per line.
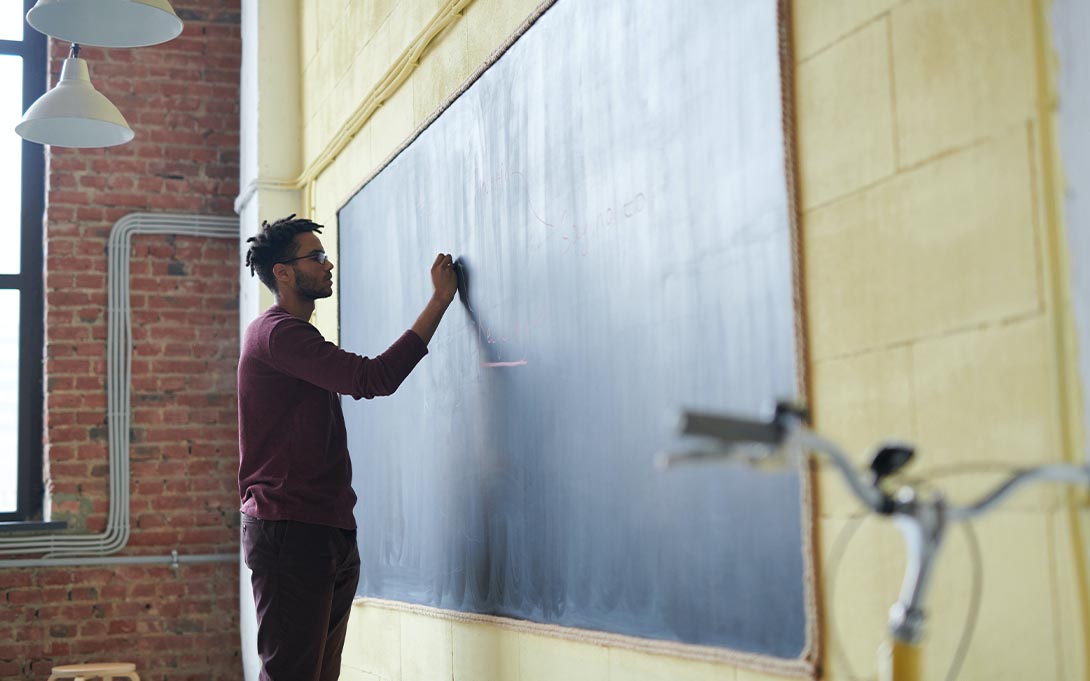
left=293, top=267, right=332, bottom=299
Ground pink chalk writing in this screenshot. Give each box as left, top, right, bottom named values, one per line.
left=480, top=360, right=529, bottom=368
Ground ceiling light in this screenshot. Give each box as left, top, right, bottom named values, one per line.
left=15, top=45, right=134, bottom=148
left=26, top=0, right=183, bottom=48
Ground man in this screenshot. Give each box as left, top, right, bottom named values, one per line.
left=238, top=214, right=457, bottom=680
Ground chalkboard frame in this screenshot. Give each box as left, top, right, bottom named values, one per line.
left=335, top=0, right=817, bottom=675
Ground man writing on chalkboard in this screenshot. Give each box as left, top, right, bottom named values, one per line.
left=237, top=214, right=458, bottom=681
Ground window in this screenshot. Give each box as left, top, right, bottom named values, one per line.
left=0, top=0, right=46, bottom=522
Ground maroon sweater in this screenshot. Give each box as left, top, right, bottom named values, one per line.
left=237, top=305, right=428, bottom=529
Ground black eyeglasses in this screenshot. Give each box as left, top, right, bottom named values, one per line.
left=279, top=251, right=328, bottom=265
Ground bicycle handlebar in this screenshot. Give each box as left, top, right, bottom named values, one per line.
left=662, top=403, right=1089, bottom=521
left=660, top=402, right=1090, bottom=645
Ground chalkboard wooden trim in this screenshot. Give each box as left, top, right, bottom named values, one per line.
left=357, top=597, right=814, bottom=676
left=338, top=0, right=821, bottom=676
left=778, top=0, right=824, bottom=674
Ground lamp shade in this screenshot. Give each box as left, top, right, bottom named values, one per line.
left=26, top=0, right=183, bottom=48
left=15, top=57, right=134, bottom=148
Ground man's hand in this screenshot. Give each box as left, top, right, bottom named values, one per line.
left=431, top=253, right=458, bottom=304
left=412, top=252, right=458, bottom=345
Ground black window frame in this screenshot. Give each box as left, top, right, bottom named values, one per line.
left=0, top=0, right=46, bottom=523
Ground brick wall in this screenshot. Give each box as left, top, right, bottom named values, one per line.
left=0, top=2, right=243, bottom=679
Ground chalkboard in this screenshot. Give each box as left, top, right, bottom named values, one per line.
left=339, top=0, right=812, bottom=665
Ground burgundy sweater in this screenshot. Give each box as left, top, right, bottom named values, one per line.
left=237, top=305, right=428, bottom=529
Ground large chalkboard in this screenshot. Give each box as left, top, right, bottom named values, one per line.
left=339, top=0, right=811, bottom=666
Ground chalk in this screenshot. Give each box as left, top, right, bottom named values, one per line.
left=454, top=257, right=472, bottom=314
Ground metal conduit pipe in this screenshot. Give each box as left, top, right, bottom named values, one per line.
left=0, top=213, right=239, bottom=567
left=0, top=552, right=237, bottom=569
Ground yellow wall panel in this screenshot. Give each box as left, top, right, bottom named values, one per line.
left=344, top=0, right=396, bottom=51
left=338, top=668, right=383, bottom=681
left=608, top=647, right=736, bottom=681
left=890, top=0, right=1037, bottom=166
left=335, top=129, right=373, bottom=209
left=452, top=621, right=521, bottom=681
left=805, top=128, right=1041, bottom=359
left=1049, top=507, right=1090, bottom=681
left=465, top=0, right=549, bottom=69
left=735, top=670, right=795, bottom=681
left=911, top=316, right=1061, bottom=503
left=519, top=633, right=609, bottom=681
left=343, top=603, right=403, bottom=681
left=796, top=18, right=896, bottom=209
left=315, top=0, right=344, bottom=53
left=312, top=26, right=337, bottom=107
left=793, top=0, right=902, bottom=60
left=401, top=611, right=454, bottom=681
left=922, top=512, right=1061, bottom=680
left=413, top=19, right=472, bottom=125
left=811, top=346, right=915, bottom=516
left=910, top=522, right=980, bottom=681
left=331, top=4, right=357, bottom=82
left=370, top=79, right=417, bottom=169
left=338, top=0, right=400, bottom=123
left=818, top=516, right=906, bottom=680
left=301, top=1, right=320, bottom=73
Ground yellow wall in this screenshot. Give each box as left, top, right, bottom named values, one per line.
left=287, top=0, right=1089, bottom=679
left=799, top=0, right=1088, bottom=679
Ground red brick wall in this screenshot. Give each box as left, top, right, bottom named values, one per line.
left=0, top=3, right=243, bottom=679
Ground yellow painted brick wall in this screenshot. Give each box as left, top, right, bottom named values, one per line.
left=294, top=0, right=1089, bottom=679
left=799, top=0, right=1089, bottom=680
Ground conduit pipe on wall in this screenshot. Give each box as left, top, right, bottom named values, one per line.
left=0, top=552, right=236, bottom=569
left=233, top=0, right=477, bottom=217
left=0, top=212, right=239, bottom=568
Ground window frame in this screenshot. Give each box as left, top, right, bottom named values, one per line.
left=0, top=0, right=47, bottom=523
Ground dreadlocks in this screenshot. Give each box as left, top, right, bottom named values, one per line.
left=245, top=214, right=324, bottom=293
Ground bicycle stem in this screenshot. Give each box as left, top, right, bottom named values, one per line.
left=786, top=425, right=942, bottom=643
left=887, top=488, right=946, bottom=644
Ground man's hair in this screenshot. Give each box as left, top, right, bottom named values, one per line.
left=245, top=214, right=324, bottom=293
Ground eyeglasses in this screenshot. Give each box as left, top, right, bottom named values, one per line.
left=279, top=251, right=328, bottom=265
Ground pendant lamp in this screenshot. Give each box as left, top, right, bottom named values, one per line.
left=15, top=44, right=134, bottom=148
left=26, top=0, right=183, bottom=48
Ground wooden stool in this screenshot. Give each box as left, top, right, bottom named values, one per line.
left=47, top=662, right=139, bottom=681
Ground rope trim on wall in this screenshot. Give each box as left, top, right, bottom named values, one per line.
left=358, top=596, right=814, bottom=676
left=778, top=0, right=823, bottom=676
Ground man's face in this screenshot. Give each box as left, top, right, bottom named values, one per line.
left=288, top=232, right=334, bottom=300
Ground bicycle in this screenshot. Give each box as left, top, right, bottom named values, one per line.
left=658, top=402, right=1090, bottom=681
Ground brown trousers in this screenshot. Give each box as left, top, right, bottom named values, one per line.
left=242, top=515, right=360, bottom=681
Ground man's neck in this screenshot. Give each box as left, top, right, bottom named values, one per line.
left=275, top=292, right=315, bottom=321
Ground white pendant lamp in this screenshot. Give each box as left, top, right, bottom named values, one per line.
left=15, top=44, right=134, bottom=148
left=26, top=0, right=183, bottom=48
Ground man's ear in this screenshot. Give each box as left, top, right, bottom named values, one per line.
left=273, top=262, right=292, bottom=285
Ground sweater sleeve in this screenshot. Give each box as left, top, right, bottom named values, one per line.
left=266, top=318, right=428, bottom=399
